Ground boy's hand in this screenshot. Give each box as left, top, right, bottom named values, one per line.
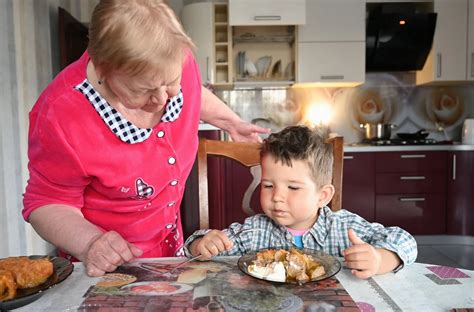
left=191, top=230, right=233, bottom=260
left=343, top=228, right=382, bottom=279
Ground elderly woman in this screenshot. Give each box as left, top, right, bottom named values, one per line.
left=22, top=0, right=268, bottom=276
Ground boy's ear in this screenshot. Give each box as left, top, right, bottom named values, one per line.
left=317, top=184, right=335, bottom=208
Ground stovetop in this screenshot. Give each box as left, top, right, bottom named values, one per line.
left=362, top=138, right=452, bottom=146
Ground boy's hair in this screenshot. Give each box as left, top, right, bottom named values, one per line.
left=261, top=125, right=333, bottom=188
left=88, top=0, right=195, bottom=78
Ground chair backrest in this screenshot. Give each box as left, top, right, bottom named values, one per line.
left=197, top=136, right=344, bottom=229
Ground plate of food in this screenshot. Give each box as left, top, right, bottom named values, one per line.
left=121, top=281, right=192, bottom=296
left=238, top=248, right=341, bottom=284
left=0, top=255, right=74, bottom=310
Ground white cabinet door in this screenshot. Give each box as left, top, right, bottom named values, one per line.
left=299, top=0, right=365, bottom=42
left=229, top=0, right=305, bottom=25
left=297, top=42, right=365, bottom=84
left=417, top=0, right=468, bottom=84
left=468, top=0, right=474, bottom=81
left=181, top=2, right=214, bottom=83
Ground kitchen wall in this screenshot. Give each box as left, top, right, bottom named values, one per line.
left=218, top=73, right=474, bottom=144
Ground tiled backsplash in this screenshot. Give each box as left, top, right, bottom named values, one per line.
left=217, top=73, right=474, bottom=143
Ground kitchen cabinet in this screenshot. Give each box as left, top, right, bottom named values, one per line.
left=342, top=153, right=375, bottom=222
left=374, top=152, right=447, bottom=235
left=342, top=151, right=449, bottom=235
left=229, top=0, right=306, bottom=26
left=296, top=0, right=365, bottom=86
left=181, top=2, right=232, bottom=87
left=446, top=151, right=474, bottom=235
left=416, top=0, right=470, bottom=84
left=232, top=25, right=296, bottom=86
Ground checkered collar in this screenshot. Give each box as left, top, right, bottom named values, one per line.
left=74, top=79, right=184, bottom=144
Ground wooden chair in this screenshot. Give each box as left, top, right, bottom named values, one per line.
left=197, top=136, right=344, bottom=229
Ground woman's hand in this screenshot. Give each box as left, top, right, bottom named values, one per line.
left=191, top=230, right=233, bottom=260
left=342, top=229, right=382, bottom=279
left=84, top=231, right=143, bottom=276
left=228, top=120, right=270, bottom=143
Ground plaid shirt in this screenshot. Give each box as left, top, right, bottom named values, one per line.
left=184, top=207, right=418, bottom=267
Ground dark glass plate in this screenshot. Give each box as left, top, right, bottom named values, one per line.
left=238, top=248, right=341, bottom=284
left=0, top=256, right=74, bottom=310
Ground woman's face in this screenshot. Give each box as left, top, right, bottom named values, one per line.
left=104, top=63, right=182, bottom=114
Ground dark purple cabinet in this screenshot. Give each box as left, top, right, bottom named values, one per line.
left=213, top=160, right=262, bottom=229
left=376, top=194, right=445, bottom=234
left=447, top=151, right=474, bottom=236
left=374, top=151, right=447, bottom=235
left=342, top=151, right=449, bottom=235
left=342, top=153, right=375, bottom=222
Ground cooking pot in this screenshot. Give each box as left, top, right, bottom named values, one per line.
left=360, top=123, right=397, bottom=140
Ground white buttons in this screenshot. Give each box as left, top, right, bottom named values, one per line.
left=170, top=180, right=178, bottom=186
left=157, top=130, right=165, bottom=138
left=167, top=201, right=176, bottom=207
left=168, top=157, right=176, bottom=165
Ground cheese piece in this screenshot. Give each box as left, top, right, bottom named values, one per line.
left=248, top=261, right=286, bottom=282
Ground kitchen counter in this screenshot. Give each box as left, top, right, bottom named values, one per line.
left=198, top=122, right=220, bottom=131
left=344, top=143, right=474, bottom=153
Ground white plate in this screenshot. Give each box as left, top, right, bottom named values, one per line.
left=238, top=248, right=341, bottom=284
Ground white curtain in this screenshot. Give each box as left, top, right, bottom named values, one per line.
left=0, top=0, right=98, bottom=258
left=0, top=0, right=187, bottom=257
left=0, top=0, right=27, bottom=258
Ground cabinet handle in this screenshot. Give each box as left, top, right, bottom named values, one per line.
left=400, top=154, right=426, bottom=159
left=471, top=52, right=474, bottom=78
left=400, top=176, right=426, bottom=180
left=436, top=53, right=442, bottom=78
left=254, top=15, right=281, bottom=21
left=321, top=75, right=344, bottom=80
left=343, top=156, right=354, bottom=160
left=452, top=154, right=457, bottom=181
left=399, top=197, right=426, bottom=202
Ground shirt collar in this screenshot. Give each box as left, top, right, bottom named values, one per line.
left=74, top=79, right=184, bottom=144
left=308, top=206, right=332, bottom=246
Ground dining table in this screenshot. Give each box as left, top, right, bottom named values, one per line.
left=10, top=256, right=474, bottom=312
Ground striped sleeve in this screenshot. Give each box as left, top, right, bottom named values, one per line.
left=331, top=210, right=418, bottom=267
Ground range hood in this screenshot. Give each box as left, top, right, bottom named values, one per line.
left=366, top=3, right=437, bottom=72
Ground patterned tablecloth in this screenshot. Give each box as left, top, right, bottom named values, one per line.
left=13, top=257, right=474, bottom=312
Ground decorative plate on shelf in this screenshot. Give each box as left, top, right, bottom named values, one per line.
left=0, top=256, right=74, bottom=310
left=238, top=248, right=341, bottom=284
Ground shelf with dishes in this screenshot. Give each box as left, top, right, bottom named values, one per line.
left=234, top=53, right=294, bottom=86
left=232, top=26, right=296, bottom=86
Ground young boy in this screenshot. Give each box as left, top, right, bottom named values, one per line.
left=184, top=126, right=417, bottom=279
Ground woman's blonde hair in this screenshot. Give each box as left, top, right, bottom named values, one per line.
left=88, top=0, right=195, bottom=78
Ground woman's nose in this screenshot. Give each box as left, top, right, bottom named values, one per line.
left=150, top=87, right=168, bottom=106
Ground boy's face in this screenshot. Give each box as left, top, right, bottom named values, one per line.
left=260, top=154, right=331, bottom=230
